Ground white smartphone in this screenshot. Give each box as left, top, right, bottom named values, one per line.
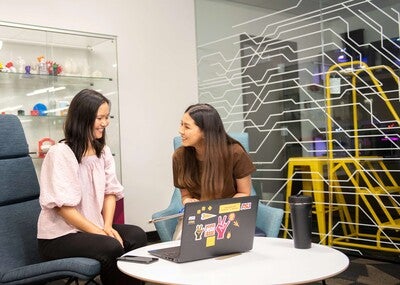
left=117, top=255, right=159, bottom=264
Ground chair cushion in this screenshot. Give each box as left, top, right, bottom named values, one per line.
left=0, top=257, right=101, bottom=284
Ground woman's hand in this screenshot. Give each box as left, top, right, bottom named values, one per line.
left=103, top=225, right=124, bottom=246
left=182, top=197, right=199, bottom=205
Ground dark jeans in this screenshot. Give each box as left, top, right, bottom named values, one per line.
left=38, top=224, right=147, bottom=285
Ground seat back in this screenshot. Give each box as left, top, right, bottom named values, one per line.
left=152, top=188, right=183, bottom=241
left=0, top=115, right=42, bottom=272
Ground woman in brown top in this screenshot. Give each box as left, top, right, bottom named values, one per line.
left=172, top=103, right=255, bottom=239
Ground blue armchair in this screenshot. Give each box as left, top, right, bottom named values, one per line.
left=152, top=132, right=284, bottom=242
left=0, top=115, right=100, bottom=285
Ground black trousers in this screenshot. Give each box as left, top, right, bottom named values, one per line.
left=38, top=224, right=147, bottom=285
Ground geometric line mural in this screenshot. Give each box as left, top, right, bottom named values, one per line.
left=195, top=0, right=400, bottom=260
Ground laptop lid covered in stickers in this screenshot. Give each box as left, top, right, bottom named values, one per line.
left=150, top=195, right=258, bottom=263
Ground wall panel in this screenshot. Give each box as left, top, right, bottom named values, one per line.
left=195, top=0, right=400, bottom=260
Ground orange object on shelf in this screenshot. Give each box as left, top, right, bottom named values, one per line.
left=38, top=137, right=55, bottom=158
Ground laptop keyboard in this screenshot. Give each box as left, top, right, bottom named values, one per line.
left=153, top=246, right=180, bottom=259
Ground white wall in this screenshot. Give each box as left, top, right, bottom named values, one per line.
left=0, top=0, right=198, bottom=231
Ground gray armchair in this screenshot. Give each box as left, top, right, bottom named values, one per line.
left=0, top=114, right=100, bottom=285
left=152, top=132, right=284, bottom=242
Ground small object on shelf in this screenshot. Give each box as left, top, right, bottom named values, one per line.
left=52, top=63, right=58, bottom=75
left=30, top=110, right=39, bottom=116
left=38, top=137, right=55, bottom=158
left=46, top=61, right=62, bottom=75
left=57, top=101, right=69, bottom=116
left=4, top=62, right=16, bottom=73
left=16, top=56, right=25, bottom=73
left=37, top=56, right=47, bottom=75
left=17, top=110, right=25, bottom=116
left=25, top=65, right=31, bottom=74
left=33, top=103, right=48, bottom=116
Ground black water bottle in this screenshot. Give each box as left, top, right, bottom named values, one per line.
left=289, top=195, right=312, bottom=249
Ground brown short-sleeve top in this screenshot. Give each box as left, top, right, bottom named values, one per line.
left=172, top=143, right=256, bottom=200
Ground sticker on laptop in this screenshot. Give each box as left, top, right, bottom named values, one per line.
left=201, top=212, right=216, bottom=220
left=191, top=201, right=251, bottom=244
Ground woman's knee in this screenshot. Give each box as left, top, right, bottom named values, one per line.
left=98, top=237, right=124, bottom=259
left=117, top=224, right=147, bottom=250
left=131, top=225, right=147, bottom=248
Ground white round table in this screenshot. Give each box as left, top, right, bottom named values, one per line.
left=117, top=237, right=349, bottom=285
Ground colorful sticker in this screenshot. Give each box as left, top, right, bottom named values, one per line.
left=240, top=202, right=252, bottom=210
left=206, top=236, right=216, bottom=247
left=219, top=202, right=241, bottom=214
left=204, top=223, right=216, bottom=237
left=194, top=224, right=204, bottom=240
left=201, top=212, right=216, bottom=220
left=216, top=215, right=231, bottom=239
left=187, top=215, right=196, bottom=225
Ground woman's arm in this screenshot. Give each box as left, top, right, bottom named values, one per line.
left=180, top=188, right=199, bottom=205
left=56, top=206, right=105, bottom=235
left=102, top=194, right=116, bottom=228
left=234, top=175, right=252, bottom=197
left=102, top=194, right=123, bottom=246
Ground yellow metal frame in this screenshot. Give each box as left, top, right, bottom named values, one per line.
left=284, top=61, right=400, bottom=252
left=283, top=157, right=352, bottom=244
left=325, top=61, right=400, bottom=252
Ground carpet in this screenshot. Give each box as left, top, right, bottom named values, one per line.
left=306, top=255, right=400, bottom=285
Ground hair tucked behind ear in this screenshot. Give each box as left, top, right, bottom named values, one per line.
left=63, top=89, right=110, bottom=163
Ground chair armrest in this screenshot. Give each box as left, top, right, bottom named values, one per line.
left=0, top=257, right=100, bottom=284
left=152, top=205, right=182, bottom=242
left=152, top=188, right=183, bottom=242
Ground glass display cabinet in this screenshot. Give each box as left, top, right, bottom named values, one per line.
left=0, top=21, right=120, bottom=178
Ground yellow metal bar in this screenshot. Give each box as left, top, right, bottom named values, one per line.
left=324, top=61, right=400, bottom=250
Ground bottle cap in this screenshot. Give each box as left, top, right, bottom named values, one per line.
left=289, top=195, right=312, bottom=204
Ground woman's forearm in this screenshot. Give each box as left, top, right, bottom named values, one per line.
left=102, top=194, right=116, bottom=228
left=57, top=206, right=104, bottom=234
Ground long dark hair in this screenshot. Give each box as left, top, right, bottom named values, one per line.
left=63, top=89, right=110, bottom=163
left=177, top=103, right=241, bottom=200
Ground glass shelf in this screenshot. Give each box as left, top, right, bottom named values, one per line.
left=0, top=21, right=121, bottom=179
left=0, top=72, right=113, bottom=83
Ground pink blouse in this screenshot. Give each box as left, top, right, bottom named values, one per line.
left=37, top=143, right=124, bottom=239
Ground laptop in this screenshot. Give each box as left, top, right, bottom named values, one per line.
left=149, top=195, right=259, bottom=263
